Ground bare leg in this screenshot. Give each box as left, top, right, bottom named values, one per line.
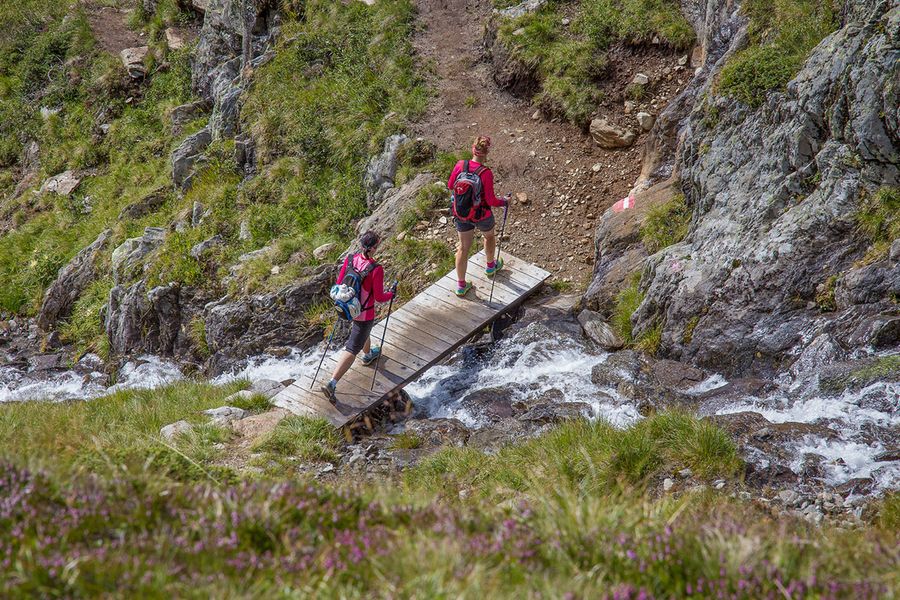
left=330, top=350, right=356, bottom=382
left=484, top=228, right=496, bottom=264
left=456, top=229, right=475, bottom=283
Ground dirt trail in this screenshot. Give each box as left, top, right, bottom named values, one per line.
left=83, top=1, right=147, bottom=55
left=412, top=0, right=647, bottom=288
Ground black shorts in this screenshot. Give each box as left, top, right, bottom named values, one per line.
left=454, top=213, right=496, bottom=233
left=344, top=319, right=376, bottom=355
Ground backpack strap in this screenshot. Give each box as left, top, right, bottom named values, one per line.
left=463, top=160, right=470, bottom=174
left=357, top=259, right=379, bottom=311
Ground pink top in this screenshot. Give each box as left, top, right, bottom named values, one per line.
left=337, top=253, right=393, bottom=322
left=447, top=160, right=506, bottom=220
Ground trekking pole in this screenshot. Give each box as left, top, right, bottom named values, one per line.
left=310, top=326, right=336, bottom=390
left=371, top=282, right=398, bottom=391
left=489, top=200, right=511, bottom=305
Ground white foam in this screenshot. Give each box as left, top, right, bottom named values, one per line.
left=685, top=373, right=728, bottom=395
left=212, top=347, right=321, bottom=384
left=407, top=323, right=641, bottom=428
left=107, top=355, right=184, bottom=392
left=791, top=437, right=900, bottom=489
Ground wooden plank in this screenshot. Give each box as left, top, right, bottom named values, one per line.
left=271, top=251, right=550, bottom=427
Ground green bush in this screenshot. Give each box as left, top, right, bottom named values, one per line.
left=718, top=0, right=838, bottom=106
left=641, top=193, right=691, bottom=253
left=857, top=186, right=900, bottom=263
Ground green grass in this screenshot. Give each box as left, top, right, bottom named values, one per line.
left=390, top=431, right=424, bottom=450
left=857, top=186, right=900, bottom=263
left=611, top=273, right=644, bottom=344
left=496, top=0, right=693, bottom=126
left=718, top=0, right=838, bottom=107
left=0, top=380, right=246, bottom=480
left=405, top=413, right=742, bottom=500
left=641, top=193, right=691, bottom=253
left=252, top=415, right=342, bottom=462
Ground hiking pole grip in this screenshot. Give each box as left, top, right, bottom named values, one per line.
left=489, top=204, right=510, bottom=305
left=371, top=293, right=396, bottom=391
left=310, top=326, right=336, bottom=390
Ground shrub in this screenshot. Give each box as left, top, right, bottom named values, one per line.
left=641, top=193, right=691, bottom=253
left=718, top=0, right=838, bottom=106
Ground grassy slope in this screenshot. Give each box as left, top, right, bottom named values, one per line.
left=494, top=0, right=694, bottom=126
left=0, top=387, right=897, bottom=596
left=0, top=0, right=426, bottom=355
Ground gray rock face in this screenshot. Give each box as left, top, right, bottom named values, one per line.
left=595, top=2, right=900, bottom=377
left=363, top=134, right=409, bottom=209
left=37, top=229, right=112, bottom=331
left=118, top=187, right=168, bottom=220
left=168, top=100, right=209, bottom=137
left=190, top=234, right=224, bottom=259
left=589, top=118, right=636, bottom=149
left=208, top=57, right=242, bottom=139
left=111, top=227, right=167, bottom=284
left=204, top=265, right=335, bottom=373
left=355, top=173, right=436, bottom=243
left=172, top=127, right=212, bottom=190
left=105, top=281, right=181, bottom=356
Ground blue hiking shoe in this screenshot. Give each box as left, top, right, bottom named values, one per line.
left=485, top=257, right=504, bottom=278
left=361, top=347, right=381, bottom=366
left=455, top=281, right=473, bottom=297
left=321, top=379, right=337, bottom=404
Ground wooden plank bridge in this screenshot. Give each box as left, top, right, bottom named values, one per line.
left=271, top=250, right=550, bottom=430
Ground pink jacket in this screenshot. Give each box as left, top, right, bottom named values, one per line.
left=337, top=253, right=393, bottom=322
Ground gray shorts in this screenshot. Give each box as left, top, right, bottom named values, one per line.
left=344, top=319, right=376, bottom=355
left=455, top=214, right=495, bottom=233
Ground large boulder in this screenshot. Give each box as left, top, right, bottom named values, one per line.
left=105, top=281, right=181, bottom=356
left=589, top=118, right=636, bottom=149
left=577, top=309, right=624, bottom=350
left=355, top=173, right=436, bottom=242
left=120, top=46, right=149, bottom=79
left=172, top=127, right=212, bottom=190
left=363, top=133, right=409, bottom=209
left=37, top=229, right=112, bottom=331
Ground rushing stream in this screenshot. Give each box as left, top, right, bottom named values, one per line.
left=1, top=325, right=897, bottom=492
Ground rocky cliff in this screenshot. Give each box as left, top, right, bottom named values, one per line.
left=588, top=0, right=899, bottom=377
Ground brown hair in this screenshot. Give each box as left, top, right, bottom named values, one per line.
left=472, top=135, right=491, bottom=157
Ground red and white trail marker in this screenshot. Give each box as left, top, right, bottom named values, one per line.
left=612, top=194, right=635, bottom=212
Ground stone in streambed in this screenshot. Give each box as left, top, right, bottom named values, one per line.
left=577, top=309, right=623, bottom=350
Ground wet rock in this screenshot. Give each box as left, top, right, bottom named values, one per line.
left=120, top=46, right=149, bottom=78
left=874, top=449, right=900, bottom=462
left=28, top=353, right=67, bottom=372
left=189, top=235, right=224, bottom=259
left=160, top=420, right=192, bottom=440
left=577, top=309, right=624, bottom=350
left=37, top=229, right=112, bottom=331
left=105, top=281, right=189, bottom=357
left=203, top=406, right=248, bottom=424
left=111, top=227, right=166, bottom=284
left=818, top=356, right=900, bottom=396
left=172, top=127, right=212, bottom=190
left=459, top=386, right=518, bottom=421
left=204, top=266, right=335, bottom=372
left=519, top=402, right=592, bottom=424
left=798, top=453, right=827, bottom=479
left=650, top=359, right=705, bottom=390
left=40, top=170, right=81, bottom=196
left=589, top=118, right=636, bottom=149
left=363, top=133, right=409, bottom=209
left=835, top=477, right=874, bottom=496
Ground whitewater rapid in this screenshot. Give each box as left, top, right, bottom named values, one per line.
left=1, top=325, right=896, bottom=492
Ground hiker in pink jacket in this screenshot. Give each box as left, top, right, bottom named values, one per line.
left=448, top=135, right=510, bottom=297
left=322, top=231, right=395, bottom=402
